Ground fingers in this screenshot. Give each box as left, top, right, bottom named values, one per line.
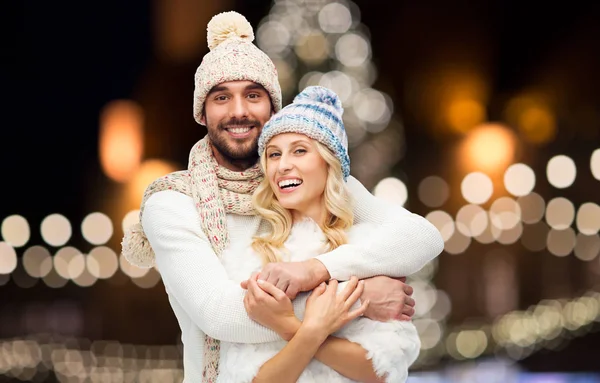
left=275, top=279, right=289, bottom=293
left=399, top=314, right=411, bottom=321
left=404, top=296, right=415, bottom=307
left=326, top=279, right=339, bottom=296
left=402, top=305, right=415, bottom=318
left=285, top=284, right=300, bottom=300
left=403, top=283, right=414, bottom=296
left=338, top=276, right=359, bottom=301
left=309, top=282, right=327, bottom=298
left=258, top=268, right=271, bottom=285
left=248, top=274, right=269, bottom=300
left=240, top=280, right=249, bottom=289
left=343, top=280, right=364, bottom=310
left=347, top=299, right=369, bottom=321
left=257, top=279, right=288, bottom=301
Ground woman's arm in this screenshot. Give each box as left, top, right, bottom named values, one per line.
left=315, top=176, right=444, bottom=280
left=252, top=326, right=326, bottom=383
left=248, top=278, right=369, bottom=382
left=314, top=336, right=385, bottom=383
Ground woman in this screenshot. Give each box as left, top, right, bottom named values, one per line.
left=216, top=86, right=421, bottom=382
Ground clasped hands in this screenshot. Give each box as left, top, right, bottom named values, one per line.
left=240, top=259, right=416, bottom=328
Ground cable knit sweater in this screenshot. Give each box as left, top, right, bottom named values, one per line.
left=142, top=176, right=443, bottom=382
left=217, top=218, right=421, bottom=382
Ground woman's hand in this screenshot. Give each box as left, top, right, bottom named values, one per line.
left=244, top=272, right=301, bottom=341
left=303, top=276, right=369, bottom=338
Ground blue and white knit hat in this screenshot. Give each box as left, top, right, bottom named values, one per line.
left=258, top=86, right=350, bottom=180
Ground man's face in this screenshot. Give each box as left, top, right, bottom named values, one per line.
left=201, top=81, right=273, bottom=165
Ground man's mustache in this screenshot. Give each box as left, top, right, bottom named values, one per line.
left=220, top=118, right=260, bottom=129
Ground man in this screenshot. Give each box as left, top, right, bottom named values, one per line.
left=122, top=11, right=443, bottom=382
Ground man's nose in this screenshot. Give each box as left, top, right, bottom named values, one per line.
left=229, top=96, right=249, bottom=119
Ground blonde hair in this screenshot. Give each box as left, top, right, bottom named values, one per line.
left=251, top=140, right=354, bottom=265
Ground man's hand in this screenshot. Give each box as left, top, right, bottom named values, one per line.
left=240, top=259, right=330, bottom=299
left=361, top=276, right=415, bottom=321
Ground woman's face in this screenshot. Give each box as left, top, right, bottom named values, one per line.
left=264, top=133, right=328, bottom=222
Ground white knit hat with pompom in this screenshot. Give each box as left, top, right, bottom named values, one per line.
left=193, top=11, right=282, bottom=123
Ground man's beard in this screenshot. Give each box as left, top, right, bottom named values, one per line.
left=207, top=117, right=261, bottom=162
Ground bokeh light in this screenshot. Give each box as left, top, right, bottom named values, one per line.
left=573, top=234, right=600, bottom=262
left=504, top=163, right=536, bottom=197
left=460, top=124, right=516, bottom=174
left=418, top=176, right=450, bottom=208
left=40, top=214, right=72, bottom=247
left=335, top=32, right=370, bottom=67
left=0, top=241, right=18, bottom=274
left=22, top=246, right=52, bottom=278
left=87, top=247, right=119, bottom=279
left=517, top=193, right=545, bottom=224
left=591, top=149, right=600, bottom=181
left=99, top=100, right=144, bottom=183
left=1, top=215, right=30, bottom=248
left=456, top=204, right=488, bottom=237
left=461, top=172, right=493, bottom=205
left=81, top=213, right=114, bottom=246
left=127, top=159, right=179, bottom=207
left=54, top=247, right=85, bottom=280
left=318, top=3, right=352, bottom=34
left=576, top=202, right=600, bottom=235
left=425, top=211, right=455, bottom=242
left=545, top=197, right=575, bottom=230
left=546, top=155, right=576, bottom=189
left=373, top=177, right=408, bottom=207
left=504, top=94, right=556, bottom=144
left=295, top=31, right=329, bottom=65
left=547, top=228, right=576, bottom=257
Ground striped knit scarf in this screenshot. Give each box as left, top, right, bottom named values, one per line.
left=121, top=135, right=263, bottom=382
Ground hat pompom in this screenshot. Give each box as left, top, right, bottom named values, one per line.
left=293, top=86, right=343, bottom=115
left=121, top=223, right=155, bottom=269
left=207, top=11, right=254, bottom=50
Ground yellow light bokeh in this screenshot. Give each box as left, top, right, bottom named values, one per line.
left=446, top=98, right=486, bottom=134
left=459, top=123, right=517, bottom=174
left=99, top=100, right=144, bottom=183
left=504, top=94, right=556, bottom=145
left=126, top=159, right=179, bottom=207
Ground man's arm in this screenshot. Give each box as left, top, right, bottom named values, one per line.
left=315, top=175, right=444, bottom=281
left=144, top=190, right=311, bottom=343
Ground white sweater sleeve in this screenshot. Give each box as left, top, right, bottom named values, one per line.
left=143, top=190, right=311, bottom=344
left=315, top=176, right=444, bottom=280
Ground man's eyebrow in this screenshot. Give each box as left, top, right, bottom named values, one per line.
left=246, top=83, right=267, bottom=92
left=207, top=85, right=228, bottom=96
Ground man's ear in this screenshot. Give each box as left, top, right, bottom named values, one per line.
left=200, top=113, right=207, bottom=126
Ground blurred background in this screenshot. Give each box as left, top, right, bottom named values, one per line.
left=4, top=0, right=600, bottom=381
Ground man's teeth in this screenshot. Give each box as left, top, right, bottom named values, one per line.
left=278, top=179, right=303, bottom=188
left=228, top=127, right=251, bottom=134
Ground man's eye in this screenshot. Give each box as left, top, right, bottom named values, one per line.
left=248, top=93, right=260, bottom=99
left=215, top=95, right=228, bottom=101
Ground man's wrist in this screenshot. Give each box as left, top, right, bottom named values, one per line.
left=307, top=259, right=330, bottom=286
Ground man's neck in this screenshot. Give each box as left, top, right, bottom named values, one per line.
left=211, top=147, right=258, bottom=172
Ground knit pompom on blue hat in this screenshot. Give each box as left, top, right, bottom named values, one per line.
left=258, top=86, right=350, bottom=180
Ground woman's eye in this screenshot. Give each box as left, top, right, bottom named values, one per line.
left=295, top=149, right=307, bottom=154
left=268, top=152, right=281, bottom=158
